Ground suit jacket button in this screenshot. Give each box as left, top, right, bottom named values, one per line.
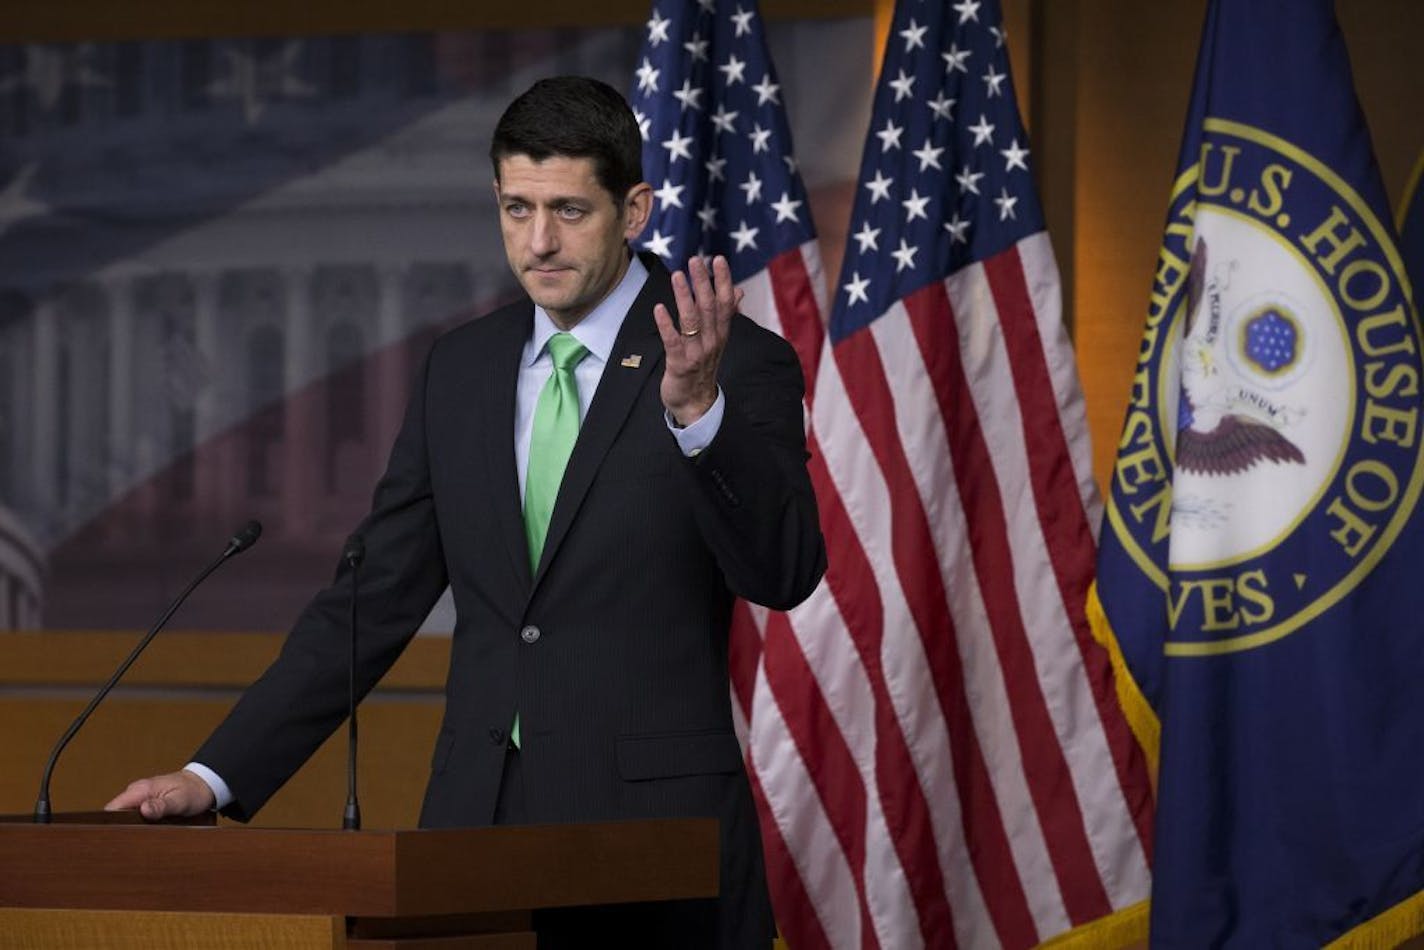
left=488, top=727, right=505, bottom=746
left=520, top=624, right=541, bottom=644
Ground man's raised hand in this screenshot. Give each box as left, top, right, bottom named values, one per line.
left=653, top=255, right=743, bottom=426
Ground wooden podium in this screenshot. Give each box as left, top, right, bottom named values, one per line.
left=0, top=812, right=719, bottom=948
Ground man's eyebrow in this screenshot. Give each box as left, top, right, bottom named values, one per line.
left=498, top=191, right=594, bottom=207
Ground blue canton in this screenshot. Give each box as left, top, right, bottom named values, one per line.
left=631, top=0, right=817, bottom=283
left=830, top=0, right=1043, bottom=343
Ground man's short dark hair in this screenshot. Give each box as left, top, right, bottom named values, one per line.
left=491, top=76, right=644, bottom=204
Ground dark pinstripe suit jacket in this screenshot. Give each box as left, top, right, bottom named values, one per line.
left=193, top=253, right=826, bottom=946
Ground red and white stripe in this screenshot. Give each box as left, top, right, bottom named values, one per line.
left=731, top=233, right=1153, bottom=948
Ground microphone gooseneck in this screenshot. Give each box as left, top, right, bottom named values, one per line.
left=342, top=533, right=365, bottom=831
left=34, top=520, right=263, bottom=823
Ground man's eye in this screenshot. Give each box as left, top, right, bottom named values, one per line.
left=505, top=203, right=528, bottom=217
left=558, top=205, right=585, bottom=220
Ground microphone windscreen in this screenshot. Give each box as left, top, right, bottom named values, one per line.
left=342, top=533, right=365, bottom=567
left=228, top=520, right=263, bottom=554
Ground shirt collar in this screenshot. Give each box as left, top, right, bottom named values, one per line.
left=525, top=253, right=649, bottom=367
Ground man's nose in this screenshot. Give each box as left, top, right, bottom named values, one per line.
left=529, top=211, right=559, bottom=256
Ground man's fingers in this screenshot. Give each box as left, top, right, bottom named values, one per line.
left=104, top=779, right=153, bottom=812
left=660, top=256, right=739, bottom=372
left=712, top=256, right=736, bottom=321
left=143, top=783, right=190, bottom=819
left=670, top=269, right=697, bottom=333
left=688, top=256, right=718, bottom=325
left=105, top=771, right=212, bottom=819
left=653, top=301, right=682, bottom=352
left=104, top=793, right=135, bottom=811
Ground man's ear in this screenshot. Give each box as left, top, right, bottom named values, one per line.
left=492, top=178, right=502, bottom=203
left=622, top=182, right=654, bottom=241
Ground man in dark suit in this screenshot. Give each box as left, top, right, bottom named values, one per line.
left=107, top=76, right=825, bottom=947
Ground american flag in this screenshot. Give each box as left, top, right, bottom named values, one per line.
left=631, top=0, right=825, bottom=380
left=635, top=0, right=1155, bottom=946
left=807, top=0, right=1155, bottom=945
left=628, top=0, right=835, bottom=942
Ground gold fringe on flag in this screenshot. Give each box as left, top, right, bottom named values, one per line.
left=1325, top=888, right=1424, bottom=949
left=1085, top=581, right=1161, bottom=782
left=1036, top=900, right=1150, bottom=950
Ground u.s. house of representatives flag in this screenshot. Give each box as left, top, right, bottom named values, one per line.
left=1092, top=0, right=1424, bottom=944
left=659, top=0, right=1153, bottom=945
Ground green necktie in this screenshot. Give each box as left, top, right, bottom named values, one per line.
left=524, top=332, right=588, bottom=571
left=514, top=331, right=587, bottom=749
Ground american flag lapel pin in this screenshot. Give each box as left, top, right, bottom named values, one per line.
left=620, top=354, right=642, bottom=368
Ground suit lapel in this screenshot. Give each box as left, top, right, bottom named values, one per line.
left=532, top=261, right=672, bottom=588
left=481, top=306, right=536, bottom=595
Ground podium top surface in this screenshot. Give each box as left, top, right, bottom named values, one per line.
left=0, top=816, right=719, bottom=917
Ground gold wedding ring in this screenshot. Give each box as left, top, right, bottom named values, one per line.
left=681, top=327, right=701, bottom=337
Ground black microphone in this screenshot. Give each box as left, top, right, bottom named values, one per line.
left=225, top=519, right=263, bottom=556
left=341, top=533, right=365, bottom=831
left=34, top=520, right=263, bottom=823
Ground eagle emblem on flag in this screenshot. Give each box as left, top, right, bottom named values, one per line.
left=1175, top=237, right=1307, bottom=477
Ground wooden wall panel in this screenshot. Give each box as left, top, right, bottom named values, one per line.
left=1067, top=1, right=1207, bottom=489
left=1027, top=0, right=1076, bottom=334
left=0, top=632, right=446, bottom=828
left=1338, top=2, right=1424, bottom=206
left=0, top=0, right=874, bottom=42
left=0, top=909, right=345, bottom=950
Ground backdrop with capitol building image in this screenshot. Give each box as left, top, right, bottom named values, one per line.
left=0, top=20, right=872, bottom=633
